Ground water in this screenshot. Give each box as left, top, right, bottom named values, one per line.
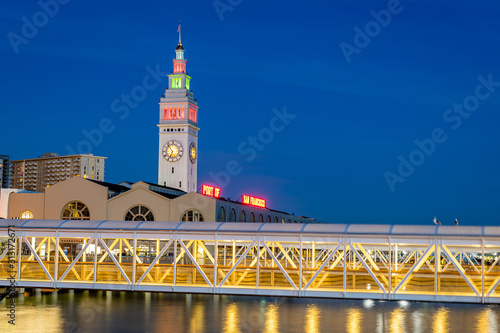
left=1, top=290, right=499, bottom=332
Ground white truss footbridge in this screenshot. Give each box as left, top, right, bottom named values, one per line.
left=1, top=220, right=500, bottom=303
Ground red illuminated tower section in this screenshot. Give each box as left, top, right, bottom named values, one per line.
left=158, top=29, right=199, bottom=193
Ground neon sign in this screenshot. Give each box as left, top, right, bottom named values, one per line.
left=202, top=184, right=221, bottom=198
left=242, top=195, right=266, bottom=208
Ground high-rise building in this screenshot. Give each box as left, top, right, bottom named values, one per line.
left=0, top=155, right=9, bottom=188
left=9, top=153, right=106, bottom=192
left=158, top=30, right=199, bottom=193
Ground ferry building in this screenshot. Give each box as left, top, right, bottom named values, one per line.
left=0, top=35, right=318, bottom=225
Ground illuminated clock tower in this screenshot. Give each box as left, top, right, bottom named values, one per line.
left=158, top=26, right=199, bottom=192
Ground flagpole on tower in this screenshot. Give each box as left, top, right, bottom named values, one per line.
left=178, top=20, right=181, bottom=44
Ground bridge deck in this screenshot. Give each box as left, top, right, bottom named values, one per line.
left=1, top=220, right=500, bottom=303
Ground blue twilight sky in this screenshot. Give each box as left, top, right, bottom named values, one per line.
left=1, top=0, right=499, bottom=225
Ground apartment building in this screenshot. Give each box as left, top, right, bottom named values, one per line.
left=0, top=155, right=9, bottom=188
left=10, top=153, right=106, bottom=192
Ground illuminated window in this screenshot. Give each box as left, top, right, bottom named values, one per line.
left=239, top=211, right=246, bottom=222
left=217, top=206, right=226, bottom=222
left=173, top=78, right=182, bottom=88
left=124, top=205, right=154, bottom=221
left=229, top=209, right=236, bottom=222
left=249, top=212, right=255, bottom=222
left=189, top=107, right=198, bottom=123
left=281, top=218, right=285, bottom=224
left=61, top=201, right=90, bottom=220
left=267, top=215, right=271, bottom=223
left=181, top=209, right=204, bottom=222
left=258, top=214, right=263, bottom=223
left=19, top=210, right=33, bottom=219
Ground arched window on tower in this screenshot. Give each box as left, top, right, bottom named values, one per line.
left=217, top=207, right=226, bottom=222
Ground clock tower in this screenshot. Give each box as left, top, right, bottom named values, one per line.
left=158, top=26, right=199, bottom=192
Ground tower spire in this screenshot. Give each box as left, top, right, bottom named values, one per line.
left=177, top=20, right=181, bottom=45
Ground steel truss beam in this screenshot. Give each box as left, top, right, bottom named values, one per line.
left=394, top=245, right=434, bottom=293
left=304, top=243, right=342, bottom=290
left=263, top=242, right=297, bottom=290
left=218, top=241, right=256, bottom=287
left=22, top=236, right=53, bottom=282
left=441, top=245, right=480, bottom=296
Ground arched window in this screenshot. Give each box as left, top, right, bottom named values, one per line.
left=294, top=220, right=297, bottom=223
left=267, top=215, right=271, bottom=223
left=229, top=209, right=236, bottom=222
left=125, top=205, right=154, bottom=221
left=281, top=218, right=285, bottom=224
left=239, top=210, right=246, bottom=222
left=274, top=216, right=278, bottom=223
left=19, top=210, right=33, bottom=219
left=61, top=201, right=90, bottom=220
left=249, top=212, right=255, bottom=222
left=288, top=219, right=291, bottom=224
left=217, top=207, right=226, bottom=222
left=181, top=209, right=204, bottom=222
left=258, top=214, right=264, bottom=222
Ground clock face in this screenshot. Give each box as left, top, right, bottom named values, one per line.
left=163, top=140, right=183, bottom=162
left=189, top=142, right=196, bottom=163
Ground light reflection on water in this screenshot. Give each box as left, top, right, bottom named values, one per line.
left=264, top=303, right=279, bottom=333
left=390, top=308, right=405, bottom=333
left=223, top=303, right=241, bottom=333
left=1, top=291, right=499, bottom=332
left=346, top=307, right=363, bottom=333
left=304, top=304, right=320, bottom=333
left=476, top=307, right=498, bottom=333
left=433, top=307, right=450, bottom=333
left=412, top=310, right=424, bottom=333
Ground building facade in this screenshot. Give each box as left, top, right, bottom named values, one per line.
left=1, top=177, right=317, bottom=223
left=10, top=153, right=106, bottom=192
left=0, top=155, right=9, bottom=188
left=158, top=38, right=199, bottom=193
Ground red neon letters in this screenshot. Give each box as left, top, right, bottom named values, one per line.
left=242, top=195, right=266, bottom=208
left=202, top=184, right=221, bottom=198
